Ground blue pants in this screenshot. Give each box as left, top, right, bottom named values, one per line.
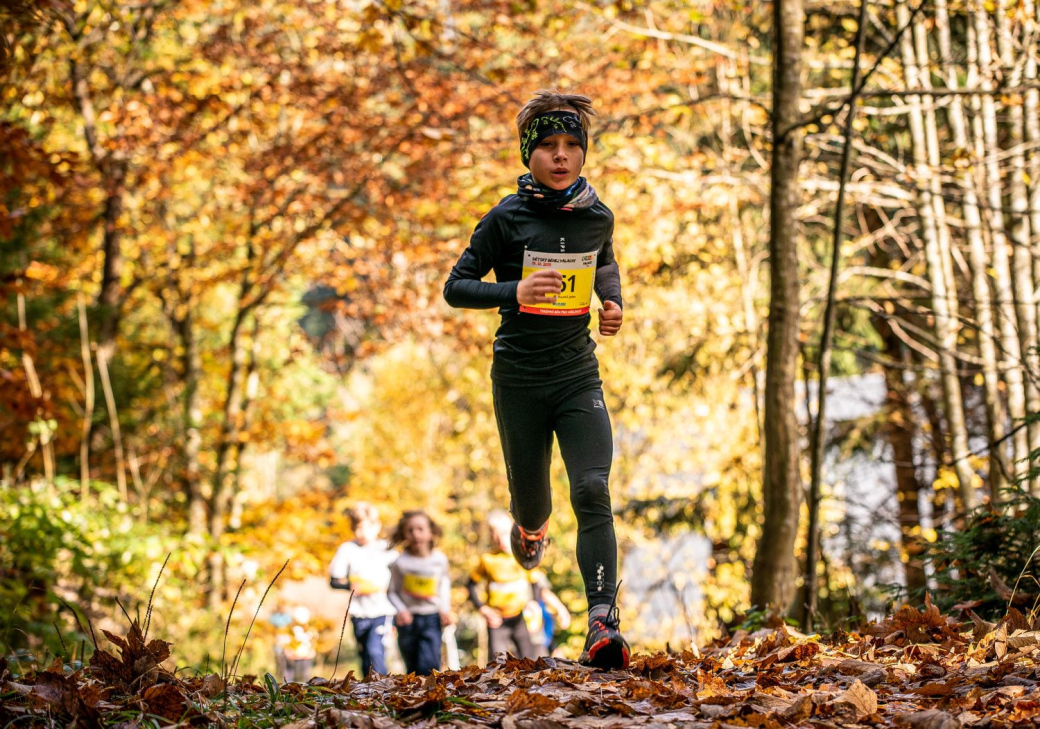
left=396, top=613, right=442, bottom=675
left=352, top=615, right=392, bottom=677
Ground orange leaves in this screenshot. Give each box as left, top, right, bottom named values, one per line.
left=869, top=594, right=963, bottom=645
left=25, top=667, right=104, bottom=725
left=6, top=610, right=1040, bottom=727
left=141, top=682, right=194, bottom=721
left=504, top=686, right=561, bottom=714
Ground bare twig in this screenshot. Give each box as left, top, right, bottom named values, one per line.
left=221, top=579, right=246, bottom=685
left=330, top=590, right=354, bottom=685
left=230, top=560, right=289, bottom=679
left=144, top=553, right=171, bottom=641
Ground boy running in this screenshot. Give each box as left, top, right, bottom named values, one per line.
left=468, top=509, right=570, bottom=662
left=328, top=502, right=397, bottom=677
left=443, top=90, right=628, bottom=669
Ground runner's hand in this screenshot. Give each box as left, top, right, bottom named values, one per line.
left=395, top=609, right=413, bottom=627
left=517, top=269, right=564, bottom=307
left=479, top=605, right=503, bottom=629
left=598, top=300, right=623, bottom=336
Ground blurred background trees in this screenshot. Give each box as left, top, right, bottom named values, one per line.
left=3, top=0, right=1040, bottom=669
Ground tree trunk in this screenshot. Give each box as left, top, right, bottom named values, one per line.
left=974, top=2, right=1029, bottom=489
left=875, top=304, right=928, bottom=595
left=96, top=161, right=126, bottom=362
left=940, top=0, right=1008, bottom=495
left=180, top=308, right=206, bottom=535
left=899, top=0, right=976, bottom=509
left=1027, top=0, right=1040, bottom=363
left=750, top=0, right=804, bottom=613
left=996, top=0, right=1040, bottom=492
left=77, top=295, right=95, bottom=500
left=207, top=310, right=251, bottom=605
left=228, top=317, right=262, bottom=532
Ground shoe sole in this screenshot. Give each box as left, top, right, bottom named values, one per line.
left=511, top=528, right=548, bottom=570
left=580, top=637, right=630, bottom=670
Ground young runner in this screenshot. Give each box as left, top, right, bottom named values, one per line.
left=468, top=509, right=569, bottom=661
left=328, top=502, right=397, bottom=677
left=387, top=510, right=453, bottom=675
left=443, top=90, right=628, bottom=669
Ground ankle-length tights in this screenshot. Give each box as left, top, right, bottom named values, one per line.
left=492, top=375, right=617, bottom=608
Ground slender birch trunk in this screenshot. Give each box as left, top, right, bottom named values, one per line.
left=974, top=2, right=1030, bottom=489
left=96, top=347, right=128, bottom=501
left=78, top=295, right=95, bottom=499
left=1027, top=0, right=1040, bottom=358
left=937, top=0, right=1008, bottom=494
left=899, top=0, right=976, bottom=508
left=996, top=0, right=1040, bottom=490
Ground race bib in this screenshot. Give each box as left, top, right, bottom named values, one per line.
left=351, top=576, right=381, bottom=596
left=402, top=572, right=438, bottom=600
left=520, top=250, right=596, bottom=316
left=487, top=580, right=529, bottom=613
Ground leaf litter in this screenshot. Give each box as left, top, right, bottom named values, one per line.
left=3, top=599, right=1040, bottom=727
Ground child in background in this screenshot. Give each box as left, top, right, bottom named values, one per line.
left=526, top=583, right=571, bottom=658
left=268, top=599, right=294, bottom=679
left=388, top=510, right=454, bottom=675
left=283, top=606, right=318, bottom=683
left=328, top=502, right=398, bottom=677
left=468, top=509, right=570, bottom=661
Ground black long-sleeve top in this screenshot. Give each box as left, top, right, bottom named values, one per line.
left=443, top=194, right=622, bottom=385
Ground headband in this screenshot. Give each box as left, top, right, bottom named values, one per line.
left=519, top=111, right=588, bottom=167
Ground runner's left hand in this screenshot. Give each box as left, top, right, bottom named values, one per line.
left=598, top=300, right=623, bottom=336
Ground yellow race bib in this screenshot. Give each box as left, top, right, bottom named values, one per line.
left=487, top=579, right=530, bottom=617
left=520, top=250, right=597, bottom=316
left=402, top=572, right=438, bottom=599
left=351, top=577, right=381, bottom=596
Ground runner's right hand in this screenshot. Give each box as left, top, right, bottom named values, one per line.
left=479, top=605, right=503, bottom=629
left=517, top=269, right=564, bottom=307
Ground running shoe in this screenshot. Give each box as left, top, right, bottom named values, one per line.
left=510, top=522, right=549, bottom=570
left=579, top=585, right=630, bottom=670
left=579, top=605, right=630, bottom=669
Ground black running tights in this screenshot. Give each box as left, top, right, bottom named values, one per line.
left=492, top=377, right=617, bottom=608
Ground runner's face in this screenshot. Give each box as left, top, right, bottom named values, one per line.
left=490, top=522, right=510, bottom=551
left=404, top=515, right=433, bottom=551
left=354, top=519, right=380, bottom=545
left=528, top=133, right=584, bottom=191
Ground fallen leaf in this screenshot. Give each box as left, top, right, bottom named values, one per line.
left=828, top=679, right=877, bottom=721
left=895, top=709, right=962, bottom=728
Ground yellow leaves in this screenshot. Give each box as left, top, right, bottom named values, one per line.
left=931, top=467, right=959, bottom=492
left=24, top=261, right=61, bottom=283
left=20, top=90, right=45, bottom=107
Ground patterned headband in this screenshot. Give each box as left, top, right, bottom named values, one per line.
left=519, top=111, right=588, bottom=167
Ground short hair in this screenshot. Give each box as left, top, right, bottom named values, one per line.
left=516, top=90, right=596, bottom=140
left=347, top=501, right=380, bottom=529
left=390, top=509, right=443, bottom=547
